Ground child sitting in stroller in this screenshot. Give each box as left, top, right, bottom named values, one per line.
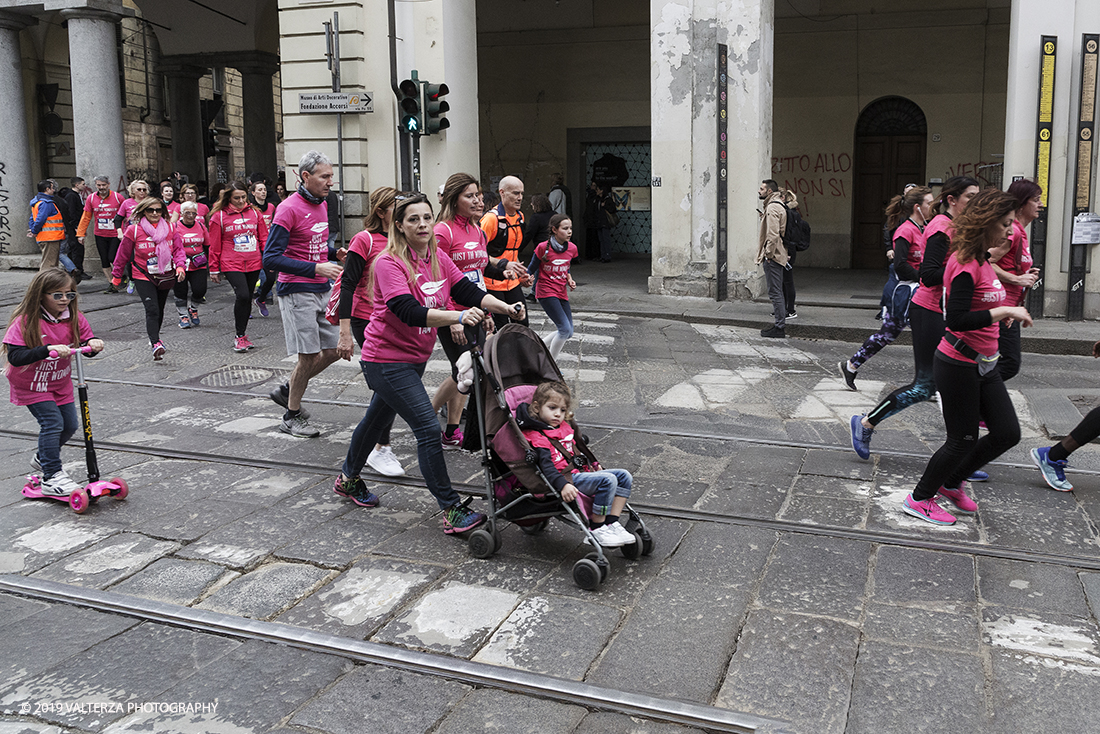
left=514, top=380, right=636, bottom=548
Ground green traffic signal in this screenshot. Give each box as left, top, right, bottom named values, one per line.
left=399, top=78, right=422, bottom=134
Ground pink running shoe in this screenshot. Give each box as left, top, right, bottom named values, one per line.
left=938, top=483, right=978, bottom=513
left=234, top=335, right=255, bottom=352
left=441, top=429, right=464, bottom=448
left=151, top=341, right=166, bottom=361
left=902, top=494, right=956, bottom=525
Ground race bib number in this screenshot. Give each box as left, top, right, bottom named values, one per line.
left=233, top=233, right=257, bottom=252
left=463, top=269, right=487, bottom=291
left=97, top=217, right=113, bottom=231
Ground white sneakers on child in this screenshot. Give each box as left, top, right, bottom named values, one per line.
left=367, top=446, right=405, bottom=477
left=40, top=469, right=82, bottom=497
left=589, top=522, right=636, bottom=547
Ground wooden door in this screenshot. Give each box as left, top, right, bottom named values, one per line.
left=851, top=135, right=926, bottom=269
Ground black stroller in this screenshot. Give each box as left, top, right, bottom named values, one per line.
left=461, top=323, right=654, bottom=590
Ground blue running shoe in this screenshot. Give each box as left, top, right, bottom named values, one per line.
left=850, top=415, right=873, bottom=460
left=967, top=470, right=989, bottom=482
left=1031, top=447, right=1073, bottom=492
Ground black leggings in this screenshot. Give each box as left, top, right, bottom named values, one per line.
left=224, top=270, right=260, bottom=337
left=132, top=278, right=171, bottom=345
left=867, top=304, right=944, bottom=426
left=174, top=269, right=208, bottom=313
left=256, top=268, right=279, bottom=304
left=998, top=320, right=1022, bottom=382
left=351, top=317, right=393, bottom=446
left=95, top=235, right=120, bottom=269
left=913, top=353, right=1020, bottom=500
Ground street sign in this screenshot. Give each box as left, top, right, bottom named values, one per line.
left=298, top=92, right=373, bottom=113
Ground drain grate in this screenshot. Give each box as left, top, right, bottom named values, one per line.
left=199, top=365, right=274, bottom=387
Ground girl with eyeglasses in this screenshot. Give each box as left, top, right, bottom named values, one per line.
left=335, top=193, right=526, bottom=531
left=110, top=197, right=187, bottom=360
left=4, top=268, right=104, bottom=497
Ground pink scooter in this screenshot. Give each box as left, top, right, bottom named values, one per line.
left=22, top=346, right=128, bottom=513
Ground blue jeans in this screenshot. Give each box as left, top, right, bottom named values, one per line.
left=538, top=297, right=574, bottom=340
left=572, top=468, right=632, bottom=516
left=27, top=400, right=79, bottom=479
left=343, top=361, right=460, bottom=510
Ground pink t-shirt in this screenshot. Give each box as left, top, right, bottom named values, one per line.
left=83, top=191, right=125, bottom=237
left=169, top=201, right=209, bottom=222
left=998, top=219, right=1033, bottom=307
left=893, top=219, right=925, bottom=278
left=523, top=420, right=576, bottom=475
left=255, top=202, right=276, bottom=231
left=176, top=219, right=208, bottom=272
left=938, top=254, right=1005, bottom=363
left=361, top=251, right=467, bottom=364
left=911, top=214, right=954, bottom=313
left=346, top=230, right=387, bottom=320
left=272, top=193, right=330, bottom=286
left=533, top=241, right=578, bottom=300
left=4, top=312, right=95, bottom=406
left=435, top=216, right=489, bottom=308
left=117, top=198, right=139, bottom=225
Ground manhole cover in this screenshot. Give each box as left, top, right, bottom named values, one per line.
left=199, top=365, right=274, bottom=387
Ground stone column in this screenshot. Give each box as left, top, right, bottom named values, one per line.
left=160, top=61, right=207, bottom=184
left=649, top=0, right=774, bottom=297
left=0, top=11, right=37, bottom=257
left=60, top=8, right=126, bottom=189
left=235, top=53, right=280, bottom=180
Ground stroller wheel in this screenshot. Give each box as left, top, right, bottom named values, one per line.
left=641, top=533, right=656, bottom=556
left=520, top=519, right=550, bottom=536
left=572, top=558, right=602, bottom=590
left=620, top=533, right=644, bottom=560
left=468, top=528, right=496, bottom=559
left=585, top=552, right=610, bottom=583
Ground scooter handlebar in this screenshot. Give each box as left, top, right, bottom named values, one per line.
left=48, top=346, right=95, bottom=358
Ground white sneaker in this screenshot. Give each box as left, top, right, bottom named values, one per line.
left=589, top=524, right=628, bottom=547
left=608, top=522, right=636, bottom=544
left=41, top=469, right=82, bottom=497
left=31, top=453, right=42, bottom=472
left=367, top=446, right=405, bottom=477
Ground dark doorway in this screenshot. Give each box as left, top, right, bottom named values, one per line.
left=851, top=97, right=927, bottom=269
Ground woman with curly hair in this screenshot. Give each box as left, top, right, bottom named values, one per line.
left=903, top=188, right=1032, bottom=526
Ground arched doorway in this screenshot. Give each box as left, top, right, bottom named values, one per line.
left=851, top=96, right=927, bottom=269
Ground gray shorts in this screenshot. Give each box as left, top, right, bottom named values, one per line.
left=279, top=290, right=340, bottom=356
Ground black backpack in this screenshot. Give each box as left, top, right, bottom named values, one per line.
left=781, top=204, right=811, bottom=252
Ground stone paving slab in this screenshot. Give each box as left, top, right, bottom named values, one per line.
left=872, top=546, right=977, bottom=612
left=976, top=557, right=1093, bottom=618
left=273, top=511, right=413, bottom=569
left=845, top=641, right=988, bottom=734
left=289, top=664, right=470, bottom=734
left=658, top=522, right=776, bottom=589
left=756, top=534, right=870, bottom=621
left=588, top=577, right=749, bottom=701
left=8, top=521, right=119, bottom=576
left=106, top=557, right=230, bottom=606
left=125, top=497, right=258, bottom=544
left=981, top=608, right=1100, bottom=668
left=196, top=561, right=333, bottom=620
left=716, top=610, right=860, bottom=734
left=862, top=603, right=981, bottom=654
left=373, top=580, right=521, bottom=657
left=0, top=623, right=239, bottom=730
left=432, top=687, right=587, bottom=734
left=99, top=640, right=351, bottom=733
left=989, top=648, right=1100, bottom=733
left=275, top=557, right=445, bottom=638
left=30, top=533, right=178, bottom=589
left=473, top=593, right=622, bottom=679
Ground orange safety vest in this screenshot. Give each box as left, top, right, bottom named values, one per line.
left=481, top=204, right=524, bottom=291
left=32, top=200, right=66, bottom=242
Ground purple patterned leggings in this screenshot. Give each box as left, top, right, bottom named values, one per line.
left=849, top=311, right=906, bottom=370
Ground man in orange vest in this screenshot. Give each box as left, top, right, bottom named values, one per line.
left=480, top=175, right=531, bottom=329
left=28, top=179, right=66, bottom=272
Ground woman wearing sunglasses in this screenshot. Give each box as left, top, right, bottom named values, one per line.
left=110, top=197, right=186, bottom=360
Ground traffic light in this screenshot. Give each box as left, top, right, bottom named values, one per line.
left=423, top=81, right=450, bottom=134
left=398, top=77, right=422, bottom=134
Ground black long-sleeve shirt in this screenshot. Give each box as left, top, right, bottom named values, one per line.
left=944, top=270, right=994, bottom=333
left=384, top=277, right=489, bottom=328
left=920, top=231, right=951, bottom=288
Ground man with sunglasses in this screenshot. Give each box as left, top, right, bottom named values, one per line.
left=262, top=150, right=346, bottom=437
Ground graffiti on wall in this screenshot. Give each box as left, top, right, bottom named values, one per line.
left=771, top=152, right=852, bottom=214
left=0, top=162, right=10, bottom=256
left=945, top=161, right=1003, bottom=188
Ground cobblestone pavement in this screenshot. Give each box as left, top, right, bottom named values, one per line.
left=1, top=271, right=1099, bottom=733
